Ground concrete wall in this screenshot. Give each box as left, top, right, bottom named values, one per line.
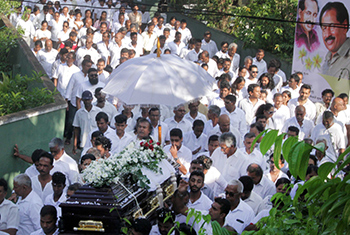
left=0, top=16, right=67, bottom=191
left=166, top=12, right=292, bottom=76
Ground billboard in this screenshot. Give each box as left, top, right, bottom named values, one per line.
left=292, top=0, right=350, bottom=102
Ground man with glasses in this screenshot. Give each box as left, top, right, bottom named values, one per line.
left=245, top=65, right=259, bottom=88
left=164, top=104, right=192, bottom=134
left=223, top=179, right=255, bottom=234
left=211, top=132, right=247, bottom=195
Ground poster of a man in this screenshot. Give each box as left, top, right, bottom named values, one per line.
left=296, top=0, right=320, bottom=52
left=292, top=0, right=350, bottom=102
left=320, top=2, right=350, bottom=79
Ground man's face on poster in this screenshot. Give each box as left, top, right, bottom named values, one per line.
left=321, top=8, right=348, bottom=54
left=299, top=0, right=318, bottom=33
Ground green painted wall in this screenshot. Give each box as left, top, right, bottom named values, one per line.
left=166, top=12, right=292, bottom=76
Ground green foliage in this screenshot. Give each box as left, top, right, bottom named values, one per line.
left=0, top=72, right=56, bottom=116
left=0, top=26, right=22, bottom=75
left=0, top=0, right=21, bottom=16
left=185, top=0, right=298, bottom=60
left=243, top=130, right=350, bottom=234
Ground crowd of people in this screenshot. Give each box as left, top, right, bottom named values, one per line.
left=2, top=0, right=350, bottom=234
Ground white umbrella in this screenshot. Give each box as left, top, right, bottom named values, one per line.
left=102, top=53, right=215, bottom=107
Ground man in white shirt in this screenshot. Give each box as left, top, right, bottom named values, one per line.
left=150, top=208, right=175, bottom=235
left=272, top=93, right=291, bottom=130
left=185, top=39, right=202, bottom=62
left=183, top=120, right=207, bottom=156
left=14, top=174, right=43, bottom=235
left=178, top=19, right=192, bottom=45
left=215, top=41, right=229, bottom=59
left=76, top=36, right=101, bottom=66
left=224, top=179, right=255, bottom=234
left=184, top=100, right=207, bottom=124
left=167, top=31, right=186, bottom=56
left=240, top=133, right=266, bottom=172
left=252, top=49, right=267, bottom=78
left=49, top=138, right=79, bottom=184
left=110, top=114, right=134, bottom=154
left=16, top=11, right=36, bottom=47
left=141, top=22, right=157, bottom=54
left=211, top=133, right=247, bottom=195
left=288, top=84, right=317, bottom=122
left=247, top=163, right=276, bottom=199
left=311, top=111, right=346, bottom=159
left=48, top=12, right=63, bottom=48
left=203, top=105, right=221, bottom=136
left=148, top=107, right=170, bottom=146
left=43, top=172, right=66, bottom=219
left=37, top=39, right=58, bottom=78
left=164, top=104, right=192, bottom=134
left=245, top=65, right=259, bottom=88
left=163, top=128, right=192, bottom=176
left=238, top=84, right=265, bottom=125
left=315, top=89, right=334, bottom=120
left=73, top=90, right=102, bottom=152
left=201, top=31, right=218, bottom=58
left=0, top=178, right=19, bottom=235
left=200, top=50, right=218, bottom=77
left=227, top=43, right=240, bottom=73
left=280, top=73, right=301, bottom=99
left=31, top=152, right=55, bottom=202
left=187, top=171, right=213, bottom=211
left=221, top=94, right=247, bottom=137
left=239, top=176, right=263, bottom=216
left=30, top=205, right=59, bottom=235
left=282, top=105, right=314, bottom=140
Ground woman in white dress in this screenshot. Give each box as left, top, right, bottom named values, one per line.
left=33, top=20, right=51, bottom=44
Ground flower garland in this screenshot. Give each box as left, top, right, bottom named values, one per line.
left=82, top=139, right=166, bottom=189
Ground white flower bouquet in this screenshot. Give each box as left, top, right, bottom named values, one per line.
left=82, top=139, right=166, bottom=189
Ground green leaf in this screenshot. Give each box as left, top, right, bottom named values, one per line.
left=334, top=146, right=350, bottom=175
left=260, top=129, right=278, bottom=155
left=288, top=141, right=304, bottom=178
left=251, top=129, right=268, bottom=153
left=297, top=143, right=313, bottom=181
left=318, top=162, right=335, bottom=180
left=343, top=199, right=350, bottom=225
left=273, top=133, right=285, bottom=169
left=282, top=136, right=298, bottom=163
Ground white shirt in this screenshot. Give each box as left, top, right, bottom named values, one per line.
left=37, top=49, right=58, bottom=78
left=57, top=29, right=71, bottom=42
left=252, top=57, right=267, bottom=78
left=282, top=116, right=314, bottom=140
left=163, top=144, right=192, bottom=174
left=76, top=46, right=101, bottom=66
left=238, top=98, right=265, bottom=125
left=48, top=18, right=63, bottom=41
left=244, top=191, right=263, bottom=215
left=65, top=71, right=89, bottom=107
left=201, top=39, right=218, bottom=58
left=205, top=58, right=219, bottom=77
left=241, top=148, right=267, bottom=172
left=30, top=228, right=59, bottom=235
left=245, top=77, right=258, bottom=89
left=53, top=63, right=80, bottom=97
left=44, top=193, right=67, bottom=218
left=288, top=98, right=317, bottom=122
left=109, top=41, right=125, bottom=68
left=212, top=148, right=247, bottom=194
left=184, top=112, right=207, bottom=125
left=224, top=199, right=255, bottom=234
left=208, top=126, right=242, bottom=148
left=109, top=132, right=134, bottom=155
left=252, top=175, right=276, bottom=199
left=73, top=106, right=103, bottom=147
left=0, top=199, right=19, bottom=231
left=167, top=41, right=186, bottom=55
left=203, top=120, right=217, bottom=137
left=31, top=176, right=53, bottom=203
left=75, top=80, right=106, bottom=105
left=16, top=191, right=43, bottom=235
left=141, top=31, right=157, bottom=52
left=93, top=101, right=118, bottom=123
left=221, top=107, right=247, bottom=136
left=272, top=105, right=291, bottom=130
left=164, top=117, right=192, bottom=134
left=229, top=53, right=240, bottom=73
left=185, top=49, right=203, bottom=62
left=215, top=50, right=229, bottom=59
left=280, top=85, right=300, bottom=99
left=178, top=27, right=192, bottom=45
left=34, top=29, right=51, bottom=43
left=97, top=41, right=111, bottom=64
left=183, top=131, right=207, bottom=156
left=204, top=166, right=228, bottom=197
left=188, top=192, right=212, bottom=211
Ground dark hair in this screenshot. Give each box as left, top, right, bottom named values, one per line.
left=68, top=182, right=81, bottom=192
left=247, top=164, right=263, bottom=177
left=306, top=165, right=318, bottom=176
left=299, top=0, right=319, bottom=11
left=136, top=118, right=153, bottom=136
left=250, top=122, right=264, bottom=133
left=191, top=159, right=204, bottom=167
left=189, top=170, right=205, bottom=181
left=275, top=177, right=291, bottom=188
left=214, top=197, right=231, bottom=216
left=34, top=40, right=43, bottom=47
left=148, top=107, right=160, bottom=115
left=338, top=93, right=348, bottom=99
left=94, top=136, right=112, bottom=150
left=91, top=130, right=103, bottom=139
left=244, top=132, right=256, bottom=139
left=0, top=178, right=8, bottom=192
left=255, top=103, right=274, bottom=116
left=131, top=218, right=152, bottom=235
left=282, top=90, right=292, bottom=99
left=300, top=84, right=311, bottom=91
left=193, top=120, right=204, bottom=128
left=31, top=149, right=46, bottom=163
left=175, top=223, right=197, bottom=235
left=248, top=83, right=259, bottom=94
left=322, top=89, right=334, bottom=97
left=170, top=128, right=183, bottom=139
left=320, top=2, right=349, bottom=31
left=288, top=126, right=300, bottom=135
left=208, top=134, right=219, bottom=144
left=224, top=94, right=237, bottom=104
left=309, top=154, right=318, bottom=165
left=289, top=73, right=300, bottom=83
left=95, top=112, right=109, bottom=123
left=40, top=151, right=54, bottom=165
left=40, top=205, right=57, bottom=218
left=239, top=176, right=254, bottom=192
left=59, top=48, right=69, bottom=55
left=196, top=155, right=213, bottom=170
left=220, top=80, right=231, bottom=90
left=52, top=172, right=66, bottom=185
left=81, top=153, right=96, bottom=164
left=157, top=207, right=175, bottom=223
left=258, top=73, right=275, bottom=90
left=114, top=114, right=128, bottom=124
left=269, top=153, right=285, bottom=164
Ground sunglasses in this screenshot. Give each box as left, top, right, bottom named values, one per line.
left=225, top=191, right=236, bottom=197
